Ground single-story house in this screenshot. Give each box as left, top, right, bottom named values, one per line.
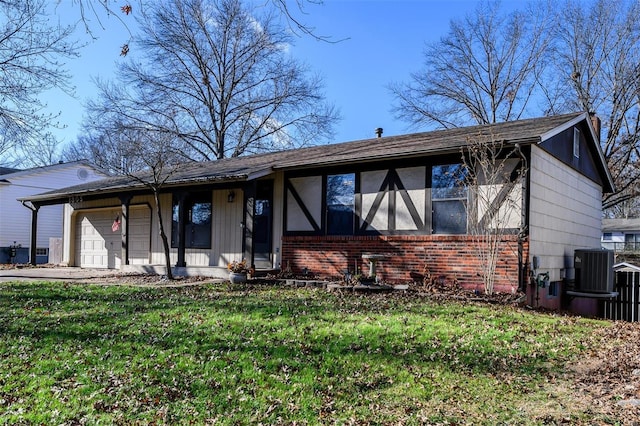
left=19, top=112, right=613, bottom=304
left=602, top=218, right=640, bottom=252
left=0, top=161, right=108, bottom=264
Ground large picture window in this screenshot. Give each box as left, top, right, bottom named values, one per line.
left=326, top=173, right=355, bottom=235
left=432, top=164, right=467, bottom=234
left=171, top=193, right=212, bottom=248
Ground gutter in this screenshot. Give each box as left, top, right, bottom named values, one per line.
left=20, top=200, right=37, bottom=212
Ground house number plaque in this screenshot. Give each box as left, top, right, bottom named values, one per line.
left=69, top=195, right=83, bottom=207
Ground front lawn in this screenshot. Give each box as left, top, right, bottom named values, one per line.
left=0, top=281, right=634, bottom=424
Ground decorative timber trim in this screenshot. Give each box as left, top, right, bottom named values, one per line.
left=359, top=168, right=425, bottom=233
left=285, top=178, right=321, bottom=233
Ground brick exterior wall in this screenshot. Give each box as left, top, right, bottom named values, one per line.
left=281, top=235, right=527, bottom=293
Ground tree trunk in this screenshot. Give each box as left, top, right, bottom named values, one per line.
left=153, top=189, right=174, bottom=280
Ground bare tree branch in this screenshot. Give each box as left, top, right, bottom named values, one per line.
left=391, top=0, right=640, bottom=215
left=64, top=122, right=188, bottom=280
left=462, top=134, right=527, bottom=295
left=552, top=0, right=640, bottom=214
left=390, top=0, right=555, bottom=129
left=0, top=0, right=81, bottom=166
left=268, top=0, right=347, bottom=43
left=81, top=0, right=339, bottom=162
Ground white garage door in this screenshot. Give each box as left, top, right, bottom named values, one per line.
left=75, top=207, right=151, bottom=268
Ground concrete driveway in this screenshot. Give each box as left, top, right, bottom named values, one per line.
left=0, top=267, right=122, bottom=282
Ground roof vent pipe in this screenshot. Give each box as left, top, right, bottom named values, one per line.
left=375, top=127, right=383, bottom=138
left=589, top=112, right=601, bottom=143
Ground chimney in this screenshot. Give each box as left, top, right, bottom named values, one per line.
left=589, top=112, right=601, bottom=142
left=375, top=127, right=383, bottom=138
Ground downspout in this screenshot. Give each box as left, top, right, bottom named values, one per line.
left=514, top=144, right=529, bottom=293
left=20, top=200, right=40, bottom=266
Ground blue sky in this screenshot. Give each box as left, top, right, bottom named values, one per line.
left=46, top=0, right=525, bottom=148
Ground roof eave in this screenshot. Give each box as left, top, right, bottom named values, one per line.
left=246, top=168, right=274, bottom=181
left=584, top=115, right=616, bottom=193
left=17, top=173, right=254, bottom=205
left=539, top=112, right=588, bottom=142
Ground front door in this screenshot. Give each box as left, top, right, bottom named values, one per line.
left=253, top=181, right=273, bottom=269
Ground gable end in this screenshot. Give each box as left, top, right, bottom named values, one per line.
left=538, top=123, right=603, bottom=188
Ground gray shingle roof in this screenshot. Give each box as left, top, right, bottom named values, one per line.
left=0, top=167, right=21, bottom=176
left=22, top=112, right=608, bottom=204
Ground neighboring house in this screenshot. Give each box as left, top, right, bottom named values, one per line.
left=0, top=161, right=108, bottom=264
left=20, top=112, right=613, bottom=306
left=602, top=218, right=640, bottom=253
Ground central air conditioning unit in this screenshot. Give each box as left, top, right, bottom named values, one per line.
left=574, top=249, right=614, bottom=293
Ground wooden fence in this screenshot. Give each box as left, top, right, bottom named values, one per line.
left=602, top=269, right=640, bottom=322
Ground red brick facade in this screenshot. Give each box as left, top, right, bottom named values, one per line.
left=281, top=235, right=527, bottom=293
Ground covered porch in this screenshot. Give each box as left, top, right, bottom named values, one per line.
left=19, top=174, right=283, bottom=276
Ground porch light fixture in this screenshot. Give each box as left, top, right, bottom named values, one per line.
left=227, top=191, right=235, bottom=203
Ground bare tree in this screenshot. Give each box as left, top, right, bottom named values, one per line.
left=462, top=135, right=527, bottom=295
left=123, top=131, right=182, bottom=280
left=63, top=127, right=166, bottom=175
left=551, top=0, right=640, bottom=214
left=67, top=122, right=185, bottom=279
left=605, top=197, right=640, bottom=219
left=84, top=0, right=339, bottom=162
left=391, top=0, right=640, bottom=215
left=390, top=0, right=555, bottom=129
left=0, top=0, right=80, bottom=166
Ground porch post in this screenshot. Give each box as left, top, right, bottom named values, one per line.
left=29, top=203, right=40, bottom=266
left=176, top=191, right=187, bottom=267
left=243, top=183, right=256, bottom=267
left=119, top=194, right=133, bottom=267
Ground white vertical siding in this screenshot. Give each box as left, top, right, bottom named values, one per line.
left=128, top=206, right=152, bottom=265
left=152, top=193, right=180, bottom=266
left=67, top=189, right=250, bottom=269
left=529, top=146, right=603, bottom=281
left=213, top=189, right=244, bottom=267
left=148, top=191, right=245, bottom=268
